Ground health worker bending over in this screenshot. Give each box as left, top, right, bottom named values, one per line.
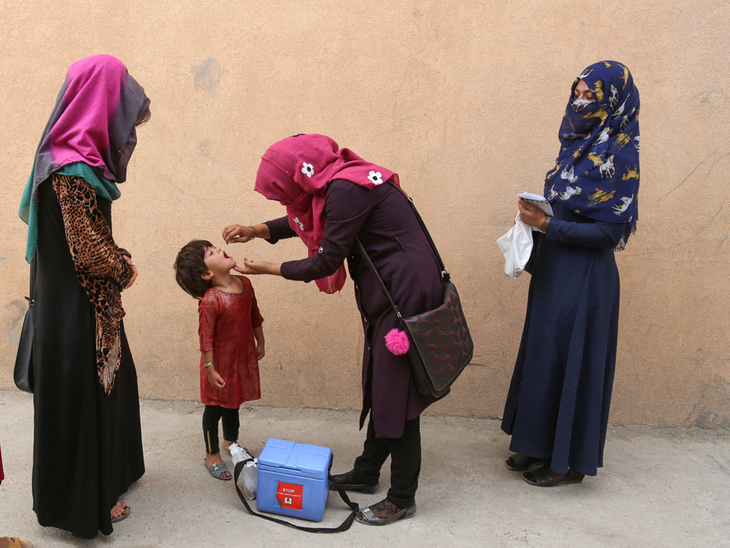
left=223, top=133, right=445, bottom=525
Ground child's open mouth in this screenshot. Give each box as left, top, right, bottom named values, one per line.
left=223, top=252, right=230, bottom=259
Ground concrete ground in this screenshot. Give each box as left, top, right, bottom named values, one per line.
left=0, top=389, right=729, bottom=547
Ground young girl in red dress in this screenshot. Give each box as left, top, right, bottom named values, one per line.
left=174, top=240, right=265, bottom=480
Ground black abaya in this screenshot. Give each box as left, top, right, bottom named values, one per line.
left=32, top=180, right=144, bottom=538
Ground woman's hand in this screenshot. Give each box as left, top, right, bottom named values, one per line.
left=233, top=260, right=282, bottom=276
left=222, top=224, right=255, bottom=244
left=518, top=200, right=547, bottom=229
left=256, top=341, right=265, bottom=360
left=124, top=256, right=138, bottom=289
left=206, top=368, right=226, bottom=389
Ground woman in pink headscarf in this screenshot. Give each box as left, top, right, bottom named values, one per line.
left=223, top=134, right=445, bottom=525
left=19, top=55, right=150, bottom=538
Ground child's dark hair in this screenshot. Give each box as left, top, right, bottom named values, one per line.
left=174, top=239, right=214, bottom=299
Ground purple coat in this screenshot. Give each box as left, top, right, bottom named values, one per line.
left=266, top=180, right=444, bottom=438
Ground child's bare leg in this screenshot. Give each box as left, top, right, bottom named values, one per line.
left=221, top=439, right=238, bottom=453
left=206, top=452, right=225, bottom=466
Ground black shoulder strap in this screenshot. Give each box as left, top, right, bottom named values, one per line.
left=354, top=238, right=402, bottom=319
left=388, top=182, right=448, bottom=279
left=354, top=182, right=448, bottom=318
left=233, top=461, right=359, bottom=533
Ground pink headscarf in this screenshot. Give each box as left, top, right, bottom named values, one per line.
left=20, top=54, right=150, bottom=263
left=33, top=54, right=150, bottom=187
left=255, top=134, right=400, bottom=293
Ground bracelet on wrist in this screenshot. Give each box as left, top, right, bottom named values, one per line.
left=203, top=361, right=214, bottom=369
left=249, top=225, right=257, bottom=239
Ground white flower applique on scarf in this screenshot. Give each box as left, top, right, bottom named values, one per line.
left=368, top=171, right=384, bottom=185
left=301, top=162, right=314, bottom=178
left=293, top=217, right=305, bottom=230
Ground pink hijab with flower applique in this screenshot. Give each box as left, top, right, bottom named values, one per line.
left=254, top=134, right=400, bottom=293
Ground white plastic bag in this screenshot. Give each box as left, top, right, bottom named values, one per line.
left=497, top=213, right=534, bottom=278
left=230, top=443, right=258, bottom=500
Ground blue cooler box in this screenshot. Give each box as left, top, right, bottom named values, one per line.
left=256, top=439, right=332, bottom=522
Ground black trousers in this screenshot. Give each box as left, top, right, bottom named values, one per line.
left=202, top=405, right=240, bottom=454
left=353, top=416, right=421, bottom=508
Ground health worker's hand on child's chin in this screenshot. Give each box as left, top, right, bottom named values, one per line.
left=233, top=260, right=277, bottom=276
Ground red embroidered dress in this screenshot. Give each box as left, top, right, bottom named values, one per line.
left=198, top=276, right=263, bottom=408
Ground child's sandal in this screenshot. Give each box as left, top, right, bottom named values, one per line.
left=203, top=459, right=232, bottom=481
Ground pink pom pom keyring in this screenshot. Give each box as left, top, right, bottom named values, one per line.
left=385, top=328, right=410, bottom=355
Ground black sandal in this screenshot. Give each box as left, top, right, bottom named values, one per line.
left=505, top=454, right=548, bottom=472
left=522, top=464, right=585, bottom=487
left=111, top=504, right=131, bottom=523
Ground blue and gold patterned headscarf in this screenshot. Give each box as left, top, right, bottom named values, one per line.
left=545, top=60, right=640, bottom=249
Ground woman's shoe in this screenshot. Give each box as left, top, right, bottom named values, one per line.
left=329, top=469, right=379, bottom=494
left=355, top=498, right=417, bottom=526
left=522, top=464, right=585, bottom=487
left=111, top=504, right=131, bottom=523
left=505, top=454, right=548, bottom=472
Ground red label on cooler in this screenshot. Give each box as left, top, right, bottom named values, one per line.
left=276, top=482, right=303, bottom=510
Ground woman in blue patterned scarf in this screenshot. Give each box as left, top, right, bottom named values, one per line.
left=501, top=61, right=640, bottom=486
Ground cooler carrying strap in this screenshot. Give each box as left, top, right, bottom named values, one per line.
left=234, top=460, right=359, bottom=533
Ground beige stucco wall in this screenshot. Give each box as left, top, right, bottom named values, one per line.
left=1, top=1, right=728, bottom=428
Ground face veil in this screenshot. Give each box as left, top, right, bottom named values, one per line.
left=544, top=61, right=640, bottom=250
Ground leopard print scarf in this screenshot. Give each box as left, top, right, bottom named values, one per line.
left=52, top=174, right=133, bottom=394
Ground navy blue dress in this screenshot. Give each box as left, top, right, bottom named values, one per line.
left=266, top=179, right=443, bottom=439
left=501, top=202, right=627, bottom=476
